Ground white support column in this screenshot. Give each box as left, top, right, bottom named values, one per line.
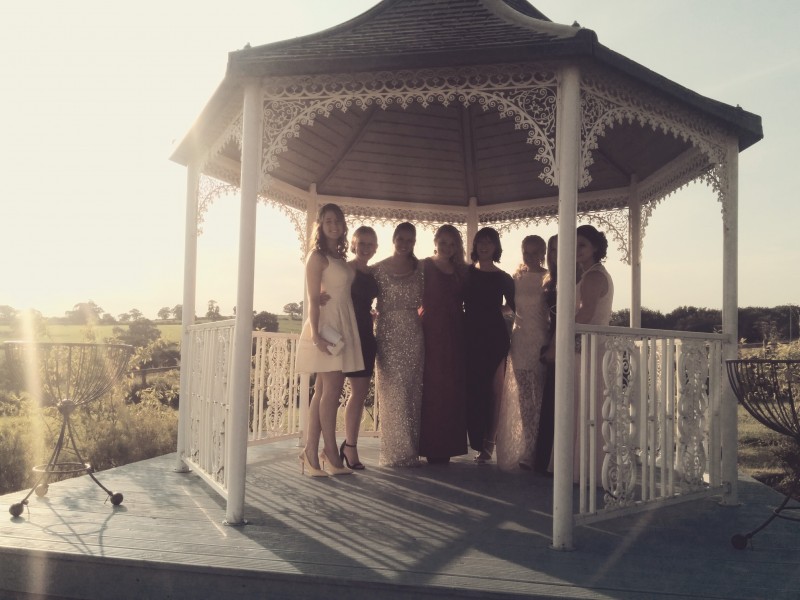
left=175, top=161, right=200, bottom=473
left=225, top=81, right=263, bottom=524
left=720, top=137, right=739, bottom=506
left=298, top=186, right=319, bottom=446
left=552, top=64, right=581, bottom=551
left=466, top=196, right=478, bottom=249
left=628, top=176, right=642, bottom=328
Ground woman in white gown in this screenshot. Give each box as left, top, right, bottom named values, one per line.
left=295, top=203, right=363, bottom=477
left=496, top=235, right=550, bottom=471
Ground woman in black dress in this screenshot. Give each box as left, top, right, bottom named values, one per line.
left=341, top=226, right=379, bottom=469
left=464, top=227, right=515, bottom=463
left=535, top=234, right=558, bottom=473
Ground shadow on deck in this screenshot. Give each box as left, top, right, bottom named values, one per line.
left=1, top=438, right=798, bottom=599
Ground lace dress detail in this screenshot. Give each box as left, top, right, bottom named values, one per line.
left=295, top=256, right=363, bottom=374
left=497, top=270, right=550, bottom=470
left=374, top=260, right=424, bottom=467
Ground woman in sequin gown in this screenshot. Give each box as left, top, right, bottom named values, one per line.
left=496, top=235, right=550, bottom=471
left=341, top=226, right=379, bottom=469
left=464, top=227, right=515, bottom=463
left=373, top=222, right=425, bottom=467
left=294, top=203, right=363, bottom=476
left=418, top=225, right=468, bottom=464
left=573, top=225, right=614, bottom=481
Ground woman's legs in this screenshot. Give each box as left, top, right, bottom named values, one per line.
left=344, top=376, right=369, bottom=465
left=318, top=370, right=346, bottom=468
left=477, top=360, right=506, bottom=462
left=303, top=376, right=324, bottom=469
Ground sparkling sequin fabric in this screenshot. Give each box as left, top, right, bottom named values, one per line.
left=373, top=259, right=424, bottom=467
left=497, top=270, right=549, bottom=470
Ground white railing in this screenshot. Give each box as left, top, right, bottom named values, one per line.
left=574, top=325, right=727, bottom=523
left=183, top=319, right=235, bottom=496
left=250, top=332, right=302, bottom=443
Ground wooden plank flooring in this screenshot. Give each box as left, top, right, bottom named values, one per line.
left=1, top=438, right=798, bottom=600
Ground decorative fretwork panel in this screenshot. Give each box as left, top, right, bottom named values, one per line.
left=575, top=326, right=724, bottom=523
left=250, top=332, right=301, bottom=441
left=185, top=319, right=235, bottom=494
left=260, top=65, right=560, bottom=187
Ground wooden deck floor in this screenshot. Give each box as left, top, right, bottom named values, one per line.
left=1, top=438, right=798, bottom=600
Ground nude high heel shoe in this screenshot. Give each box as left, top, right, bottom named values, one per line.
left=299, top=450, right=328, bottom=477
left=319, top=448, right=353, bottom=476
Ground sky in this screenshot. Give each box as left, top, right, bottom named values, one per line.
left=1, top=0, right=798, bottom=320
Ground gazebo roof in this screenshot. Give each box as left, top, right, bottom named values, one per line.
left=172, top=0, right=762, bottom=216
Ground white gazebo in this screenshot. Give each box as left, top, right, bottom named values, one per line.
left=170, top=0, right=762, bottom=550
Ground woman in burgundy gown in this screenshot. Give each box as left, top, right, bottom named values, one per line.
left=419, top=224, right=468, bottom=464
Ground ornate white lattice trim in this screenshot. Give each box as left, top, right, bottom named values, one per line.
left=198, top=176, right=240, bottom=234
left=193, top=62, right=738, bottom=262
left=580, top=66, right=729, bottom=192
left=601, top=335, right=640, bottom=509
left=261, top=64, right=559, bottom=185
left=676, top=340, right=710, bottom=492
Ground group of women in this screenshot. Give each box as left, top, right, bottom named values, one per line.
left=294, top=202, right=613, bottom=477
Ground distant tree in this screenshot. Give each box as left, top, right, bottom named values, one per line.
left=11, top=309, right=46, bottom=338
left=0, top=305, right=17, bottom=324
left=253, top=311, right=279, bottom=332
left=127, top=308, right=143, bottom=322
left=283, top=302, right=302, bottom=320
left=610, top=307, right=669, bottom=329
left=157, top=307, right=172, bottom=320
left=118, top=313, right=131, bottom=323
left=65, top=301, right=104, bottom=325
left=171, top=304, right=183, bottom=321
left=112, top=318, right=162, bottom=348
left=666, top=306, right=721, bottom=333
left=206, top=300, right=221, bottom=321
left=99, top=313, right=116, bottom=324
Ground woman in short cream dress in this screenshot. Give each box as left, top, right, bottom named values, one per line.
left=373, top=222, right=424, bottom=467
left=295, top=203, right=363, bottom=477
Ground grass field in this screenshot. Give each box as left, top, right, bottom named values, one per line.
left=0, top=315, right=302, bottom=344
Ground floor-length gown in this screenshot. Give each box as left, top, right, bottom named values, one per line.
left=418, top=258, right=467, bottom=460
left=295, top=256, right=363, bottom=375
left=573, top=263, right=614, bottom=482
left=374, top=260, right=424, bottom=467
left=534, top=280, right=557, bottom=473
left=464, top=265, right=515, bottom=453
left=496, top=270, right=549, bottom=470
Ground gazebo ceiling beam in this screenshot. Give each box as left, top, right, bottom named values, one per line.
left=315, top=104, right=380, bottom=191
left=459, top=104, right=478, bottom=200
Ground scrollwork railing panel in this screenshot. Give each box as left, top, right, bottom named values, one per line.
left=576, top=326, right=725, bottom=522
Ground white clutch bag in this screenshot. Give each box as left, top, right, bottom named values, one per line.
left=320, top=324, right=345, bottom=356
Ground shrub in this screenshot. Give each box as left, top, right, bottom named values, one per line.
left=0, top=392, right=177, bottom=495
left=0, top=416, right=39, bottom=494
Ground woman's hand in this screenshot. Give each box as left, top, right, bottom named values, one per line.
left=319, top=291, right=331, bottom=306
left=312, top=333, right=333, bottom=355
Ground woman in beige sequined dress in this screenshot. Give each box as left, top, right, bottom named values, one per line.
left=373, top=222, right=425, bottom=467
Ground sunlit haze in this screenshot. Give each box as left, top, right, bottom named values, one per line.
left=2, top=1, right=797, bottom=320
